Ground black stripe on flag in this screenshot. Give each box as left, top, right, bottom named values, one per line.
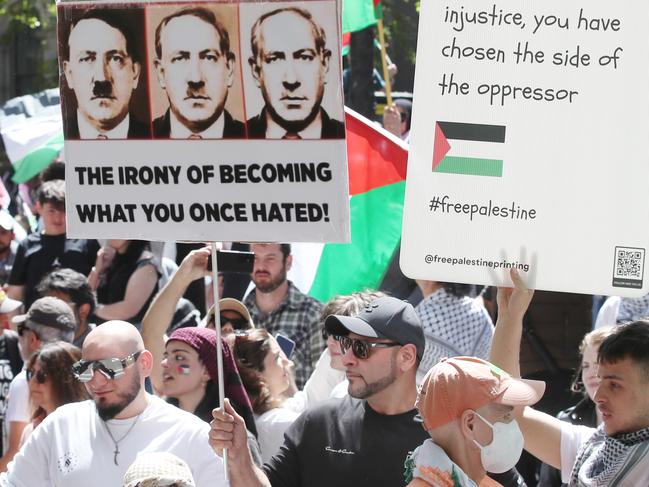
left=438, top=121, right=506, bottom=143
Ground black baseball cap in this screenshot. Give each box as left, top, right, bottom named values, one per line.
left=325, top=296, right=425, bottom=359
left=12, top=296, right=76, bottom=332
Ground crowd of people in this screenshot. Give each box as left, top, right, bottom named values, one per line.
left=0, top=5, right=647, bottom=487
left=0, top=168, right=644, bottom=486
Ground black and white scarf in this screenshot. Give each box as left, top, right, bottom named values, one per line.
left=569, top=425, right=649, bottom=486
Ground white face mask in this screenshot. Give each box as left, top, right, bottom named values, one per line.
left=471, top=410, right=524, bottom=474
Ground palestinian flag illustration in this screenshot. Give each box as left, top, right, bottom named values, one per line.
left=433, top=121, right=506, bottom=177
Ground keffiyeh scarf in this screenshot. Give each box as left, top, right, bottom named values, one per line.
left=569, top=425, right=649, bottom=486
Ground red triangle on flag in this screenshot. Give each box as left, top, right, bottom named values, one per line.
left=432, top=122, right=451, bottom=169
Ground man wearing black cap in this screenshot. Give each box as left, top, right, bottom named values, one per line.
left=210, top=295, right=429, bottom=487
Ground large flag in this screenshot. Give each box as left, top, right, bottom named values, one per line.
left=290, top=107, right=408, bottom=303
left=0, top=89, right=63, bottom=184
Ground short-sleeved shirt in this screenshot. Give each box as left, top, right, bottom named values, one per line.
left=8, top=234, right=99, bottom=308
left=263, top=396, right=428, bottom=487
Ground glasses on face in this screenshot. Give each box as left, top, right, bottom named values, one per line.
left=26, top=368, right=47, bottom=384
left=336, top=336, right=401, bottom=360
left=17, top=323, right=38, bottom=339
left=72, top=351, right=141, bottom=382
left=219, top=314, right=248, bottom=330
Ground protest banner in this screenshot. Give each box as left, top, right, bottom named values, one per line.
left=401, top=0, right=649, bottom=296
left=57, top=0, right=349, bottom=243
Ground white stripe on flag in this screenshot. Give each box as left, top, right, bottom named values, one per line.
left=0, top=108, right=62, bottom=164
left=446, top=138, right=503, bottom=160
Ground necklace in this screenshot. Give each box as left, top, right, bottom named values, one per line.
left=101, top=411, right=143, bottom=466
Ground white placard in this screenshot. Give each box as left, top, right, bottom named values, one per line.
left=58, top=0, right=349, bottom=243
left=401, top=1, right=649, bottom=296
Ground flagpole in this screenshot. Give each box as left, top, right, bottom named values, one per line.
left=376, top=18, right=393, bottom=107
left=210, top=244, right=228, bottom=482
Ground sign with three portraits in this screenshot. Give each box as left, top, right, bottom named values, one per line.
left=57, top=0, right=349, bottom=243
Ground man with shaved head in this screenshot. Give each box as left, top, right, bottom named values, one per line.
left=0, top=321, right=226, bottom=487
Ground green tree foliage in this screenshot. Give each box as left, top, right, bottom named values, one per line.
left=0, top=0, right=58, bottom=101
left=382, top=0, right=420, bottom=92
left=0, top=0, right=56, bottom=32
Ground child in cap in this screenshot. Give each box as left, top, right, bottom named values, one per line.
left=405, top=357, right=545, bottom=487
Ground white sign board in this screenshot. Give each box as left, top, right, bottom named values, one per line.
left=58, top=0, right=349, bottom=243
left=401, top=0, right=649, bottom=296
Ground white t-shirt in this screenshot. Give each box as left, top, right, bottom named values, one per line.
left=5, top=372, right=29, bottom=424
left=330, top=379, right=348, bottom=399
left=561, top=422, right=649, bottom=485
left=283, top=349, right=345, bottom=414
left=594, top=296, right=621, bottom=329
left=0, top=395, right=226, bottom=487
left=254, top=407, right=299, bottom=464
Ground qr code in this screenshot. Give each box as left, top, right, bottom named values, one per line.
left=613, top=246, right=645, bottom=288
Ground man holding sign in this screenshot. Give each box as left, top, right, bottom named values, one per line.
left=246, top=7, right=344, bottom=139
left=152, top=7, right=245, bottom=139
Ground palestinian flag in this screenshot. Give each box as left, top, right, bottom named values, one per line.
left=0, top=91, right=63, bottom=184
left=342, top=32, right=351, bottom=56
left=433, top=121, right=506, bottom=177
left=373, top=0, right=383, bottom=21
left=290, top=107, right=408, bottom=303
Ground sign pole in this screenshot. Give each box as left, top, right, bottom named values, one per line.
left=210, top=244, right=228, bottom=481
left=377, top=18, right=393, bottom=106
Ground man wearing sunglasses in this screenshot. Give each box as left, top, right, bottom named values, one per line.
left=1, top=320, right=226, bottom=487
left=210, top=296, right=429, bottom=487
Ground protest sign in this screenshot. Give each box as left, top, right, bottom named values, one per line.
left=57, top=0, right=349, bottom=243
left=401, top=0, right=649, bottom=296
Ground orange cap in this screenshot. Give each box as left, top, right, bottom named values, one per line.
left=416, top=357, right=545, bottom=430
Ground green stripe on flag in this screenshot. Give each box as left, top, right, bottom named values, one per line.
left=11, top=132, right=64, bottom=184
left=308, top=181, right=405, bottom=302
left=434, top=156, right=503, bottom=177
left=343, top=0, right=377, bottom=33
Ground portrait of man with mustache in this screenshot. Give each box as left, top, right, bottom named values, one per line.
left=61, top=9, right=150, bottom=139
left=152, top=7, right=245, bottom=139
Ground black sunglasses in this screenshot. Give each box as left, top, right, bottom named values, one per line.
left=219, top=314, right=249, bottom=330
left=26, top=368, right=47, bottom=384
left=17, top=323, right=39, bottom=339
left=337, top=336, right=401, bottom=360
